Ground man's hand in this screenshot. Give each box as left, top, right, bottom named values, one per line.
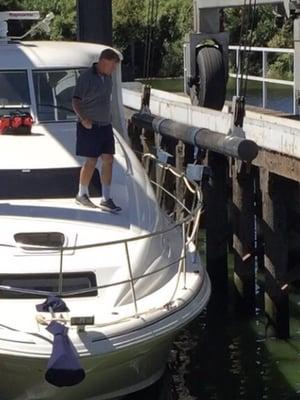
left=72, top=98, right=93, bottom=129
left=81, top=118, right=92, bottom=129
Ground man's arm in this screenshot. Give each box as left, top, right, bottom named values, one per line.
left=72, top=97, right=93, bottom=129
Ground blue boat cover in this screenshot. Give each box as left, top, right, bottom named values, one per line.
left=45, top=321, right=85, bottom=387
left=36, top=295, right=70, bottom=312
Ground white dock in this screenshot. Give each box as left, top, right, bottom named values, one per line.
left=122, top=83, right=300, bottom=180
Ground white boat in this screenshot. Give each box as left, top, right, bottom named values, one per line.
left=0, top=11, right=211, bottom=400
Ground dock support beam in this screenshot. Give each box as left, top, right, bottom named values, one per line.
left=76, top=0, right=112, bottom=45
left=205, top=152, right=229, bottom=296
left=260, top=169, right=289, bottom=339
left=232, top=162, right=256, bottom=315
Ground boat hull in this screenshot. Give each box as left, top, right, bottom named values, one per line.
left=0, top=333, right=174, bottom=400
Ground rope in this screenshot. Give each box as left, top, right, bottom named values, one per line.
left=236, top=0, right=257, bottom=99
left=242, top=0, right=257, bottom=98
left=236, top=0, right=248, bottom=97
left=143, top=0, right=159, bottom=79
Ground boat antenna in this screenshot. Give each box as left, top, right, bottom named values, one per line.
left=0, top=11, right=54, bottom=42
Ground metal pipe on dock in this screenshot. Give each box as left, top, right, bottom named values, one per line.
left=132, top=113, right=258, bottom=162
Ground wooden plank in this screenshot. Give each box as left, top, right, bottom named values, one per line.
left=260, top=169, right=290, bottom=339
left=232, top=162, right=256, bottom=315
left=204, top=152, right=229, bottom=295
left=254, top=149, right=300, bottom=182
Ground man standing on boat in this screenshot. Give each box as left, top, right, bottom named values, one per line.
left=72, top=49, right=121, bottom=212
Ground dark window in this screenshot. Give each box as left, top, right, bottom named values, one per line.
left=0, top=70, right=30, bottom=108
left=0, top=272, right=97, bottom=298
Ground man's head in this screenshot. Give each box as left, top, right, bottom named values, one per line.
left=97, top=49, right=120, bottom=75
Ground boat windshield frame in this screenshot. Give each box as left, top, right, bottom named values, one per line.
left=32, top=67, right=87, bottom=123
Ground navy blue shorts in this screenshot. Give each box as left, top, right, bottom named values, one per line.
left=76, top=123, right=115, bottom=158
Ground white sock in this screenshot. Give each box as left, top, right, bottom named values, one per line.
left=102, top=184, right=110, bottom=201
left=78, top=184, right=89, bottom=197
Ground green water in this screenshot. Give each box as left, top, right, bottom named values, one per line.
left=127, top=255, right=300, bottom=400
left=169, top=273, right=300, bottom=400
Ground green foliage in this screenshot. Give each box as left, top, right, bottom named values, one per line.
left=112, top=0, right=192, bottom=78
left=266, top=19, right=293, bottom=80
left=1, top=0, right=295, bottom=79
left=268, top=20, right=293, bottom=48
left=225, top=6, right=278, bottom=46
left=112, top=0, right=145, bottom=49
left=225, top=5, right=293, bottom=82
left=1, top=0, right=76, bottom=40
left=267, top=53, right=294, bottom=80
left=22, top=0, right=76, bottom=40
left=0, top=0, right=22, bottom=10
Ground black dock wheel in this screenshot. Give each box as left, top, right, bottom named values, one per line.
left=190, top=45, right=227, bottom=111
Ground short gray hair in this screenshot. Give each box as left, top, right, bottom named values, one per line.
left=99, top=49, right=120, bottom=62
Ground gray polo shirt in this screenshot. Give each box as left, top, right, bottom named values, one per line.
left=73, top=63, right=112, bottom=125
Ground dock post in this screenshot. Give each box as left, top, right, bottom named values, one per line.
left=204, top=151, right=229, bottom=295
left=127, top=120, right=143, bottom=159
left=260, top=169, right=289, bottom=339
left=254, top=167, right=264, bottom=272
left=76, top=0, right=112, bottom=45
left=232, top=162, right=256, bottom=315
left=139, top=85, right=155, bottom=178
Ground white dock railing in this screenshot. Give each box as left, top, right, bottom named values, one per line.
left=229, top=45, right=295, bottom=113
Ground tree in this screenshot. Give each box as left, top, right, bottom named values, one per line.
left=22, top=0, right=76, bottom=40
left=113, top=0, right=192, bottom=78
left=225, top=5, right=293, bottom=78
left=2, top=0, right=295, bottom=79
left=0, top=0, right=76, bottom=40
left=0, top=0, right=22, bottom=11
left=112, top=0, right=146, bottom=78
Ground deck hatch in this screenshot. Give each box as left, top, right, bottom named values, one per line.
left=14, top=232, right=65, bottom=249
left=0, top=272, right=97, bottom=298
left=0, top=167, right=101, bottom=199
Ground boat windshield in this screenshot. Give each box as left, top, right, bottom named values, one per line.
left=0, top=70, right=30, bottom=115
left=32, top=68, right=85, bottom=122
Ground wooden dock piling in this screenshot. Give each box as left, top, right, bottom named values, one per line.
left=204, top=152, right=229, bottom=295
left=260, top=169, right=289, bottom=339
left=232, top=162, right=256, bottom=315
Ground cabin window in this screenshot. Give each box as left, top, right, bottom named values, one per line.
left=0, top=272, right=98, bottom=298
left=0, top=70, right=30, bottom=114
left=32, top=69, right=84, bottom=122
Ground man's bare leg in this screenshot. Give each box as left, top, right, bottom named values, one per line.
left=99, top=154, right=121, bottom=212
left=79, top=157, right=98, bottom=190
left=76, top=157, right=98, bottom=207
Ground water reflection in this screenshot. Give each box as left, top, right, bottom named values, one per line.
left=125, top=274, right=300, bottom=400
left=226, top=78, right=294, bottom=114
